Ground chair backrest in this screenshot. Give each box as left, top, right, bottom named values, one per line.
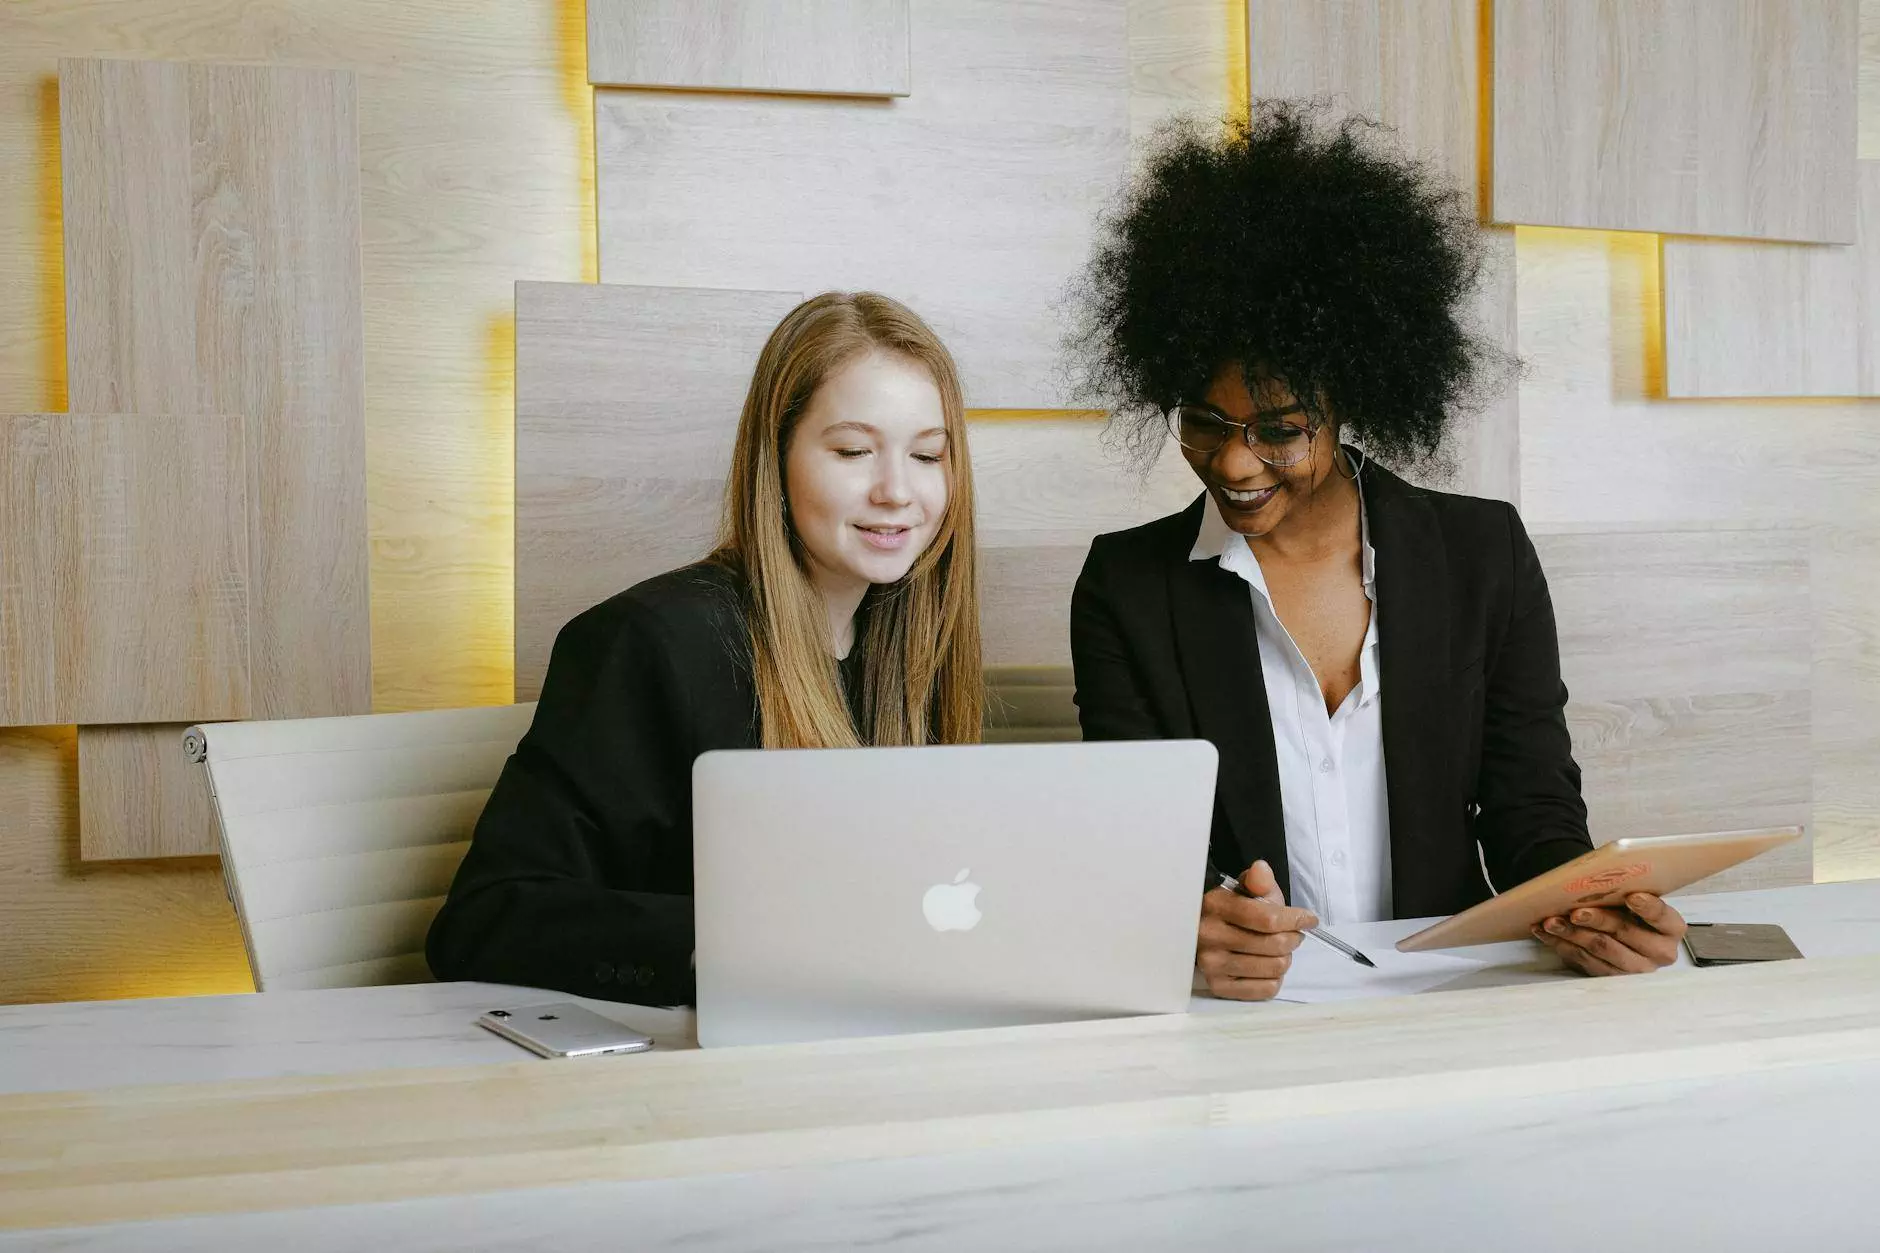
left=188, top=703, right=536, bottom=992
left=983, top=665, right=1078, bottom=744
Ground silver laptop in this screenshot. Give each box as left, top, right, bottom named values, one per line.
left=692, top=739, right=1218, bottom=1048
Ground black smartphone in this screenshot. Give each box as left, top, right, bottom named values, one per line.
left=1683, top=922, right=1804, bottom=967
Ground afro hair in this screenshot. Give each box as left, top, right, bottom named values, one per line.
left=1068, top=98, right=1507, bottom=473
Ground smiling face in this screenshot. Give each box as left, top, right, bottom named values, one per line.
left=1180, top=362, right=1342, bottom=538
left=783, top=349, right=951, bottom=605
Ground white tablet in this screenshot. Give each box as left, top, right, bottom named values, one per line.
left=1396, top=827, right=1802, bottom=952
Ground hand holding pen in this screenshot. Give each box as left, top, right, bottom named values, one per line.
left=1197, top=859, right=1374, bottom=1002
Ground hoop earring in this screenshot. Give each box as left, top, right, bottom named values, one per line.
left=1333, top=444, right=1365, bottom=482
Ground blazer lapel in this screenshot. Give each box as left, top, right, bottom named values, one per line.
left=1364, top=464, right=1454, bottom=917
left=1165, top=496, right=1291, bottom=897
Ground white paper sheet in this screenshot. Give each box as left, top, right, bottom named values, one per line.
left=1186, top=922, right=1571, bottom=1011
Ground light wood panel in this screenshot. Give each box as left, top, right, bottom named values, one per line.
left=513, top=281, right=804, bottom=700
left=971, top=417, right=1196, bottom=665
left=77, top=726, right=223, bottom=862
left=1513, top=224, right=1880, bottom=883
left=0, top=414, right=249, bottom=727
left=594, top=0, right=1129, bottom=409
left=1128, top=0, right=1242, bottom=149
left=0, top=725, right=250, bottom=1004
left=1516, top=228, right=1880, bottom=528
left=1492, top=0, right=1860, bottom=242
left=61, top=56, right=370, bottom=721
left=0, top=0, right=592, bottom=997
left=1812, top=528, right=1880, bottom=881
left=1248, top=0, right=1518, bottom=503
left=1540, top=529, right=1813, bottom=890
left=59, top=56, right=369, bottom=861
left=586, top=0, right=910, bottom=97
left=1662, top=163, right=1880, bottom=397
left=3, top=954, right=1878, bottom=1229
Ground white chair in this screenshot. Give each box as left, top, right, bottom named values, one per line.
left=187, top=703, right=536, bottom=991
left=983, top=665, right=1079, bottom=743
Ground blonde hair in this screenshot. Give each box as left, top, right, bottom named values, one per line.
left=710, top=292, right=983, bottom=748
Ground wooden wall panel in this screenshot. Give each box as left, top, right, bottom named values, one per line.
left=594, top=0, right=1129, bottom=409
left=970, top=418, right=1196, bottom=665
left=1812, top=528, right=1880, bottom=882
left=0, top=725, right=251, bottom=1003
left=1248, top=0, right=1518, bottom=504
left=0, top=414, right=249, bottom=728
left=1539, top=530, right=1814, bottom=890
left=1516, top=228, right=1880, bottom=529
left=61, top=57, right=370, bottom=722
left=59, top=57, right=369, bottom=861
left=513, top=282, right=804, bottom=700
left=586, top=0, right=910, bottom=97
left=0, top=0, right=591, bottom=997
left=1514, top=224, right=1880, bottom=884
left=1662, top=164, right=1880, bottom=398
left=1128, top=0, right=1242, bottom=149
left=1492, top=0, right=1860, bottom=242
left=77, top=726, right=225, bottom=862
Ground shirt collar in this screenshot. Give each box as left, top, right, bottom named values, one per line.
left=1188, top=488, right=1378, bottom=596
left=1188, top=486, right=1382, bottom=707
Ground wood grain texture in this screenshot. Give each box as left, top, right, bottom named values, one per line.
left=1539, top=529, right=1813, bottom=890
left=1812, top=529, right=1880, bottom=882
left=594, top=0, right=1129, bottom=409
left=1248, top=0, right=1518, bottom=503
left=1492, top=0, right=1860, bottom=241
left=3, top=953, right=1878, bottom=1228
left=0, top=414, right=249, bottom=727
left=1128, top=0, right=1240, bottom=149
left=983, top=665, right=1079, bottom=744
left=1515, top=227, right=1880, bottom=527
left=77, top=725, right=220, bottom=861
left=1662, top=163, right=1880, bottom=397
left=59, top=56, right=368, bottom=863
left=0, top=0, right=593, bottom=996
left=971, top=418, right=1195, bottom=666
left=0, top=725, right=250, bottom=1005
left=61, top=56, right=369, bottom=721
left=586, top=0, right=910, bottom=96
left=513, top=281, right=804, bottom=700
left=1516, top=224, right=1880, bottom=883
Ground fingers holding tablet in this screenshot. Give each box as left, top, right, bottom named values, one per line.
left=1531, top=892, right=1687, bottom=976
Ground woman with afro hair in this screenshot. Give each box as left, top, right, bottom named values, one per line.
left=1068, top=101, right=1686, bottom=1001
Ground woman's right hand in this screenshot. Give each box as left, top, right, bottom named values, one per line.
left=1196, top=859, right=1319, bottom=1001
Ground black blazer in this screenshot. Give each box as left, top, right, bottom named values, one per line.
left=427, top=561, right=844, bottom=1007
left=1070, top=457, right=1593, bottom=919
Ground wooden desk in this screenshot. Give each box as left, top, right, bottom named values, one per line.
left=5, top=880, right=1879, bottom=1249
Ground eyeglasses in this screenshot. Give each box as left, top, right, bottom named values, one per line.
left=1164, top=401, right=1320, bottom=467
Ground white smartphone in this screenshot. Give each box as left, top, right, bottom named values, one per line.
left=475, top=1003, right=656, bottom=1058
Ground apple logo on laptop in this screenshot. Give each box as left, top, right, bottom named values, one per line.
left=922, top=869, right=982, bottom=932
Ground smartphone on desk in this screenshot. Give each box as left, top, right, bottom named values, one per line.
left=1683, top=923, right=1804, bottom=967
left=476, top=1003, right=656, bottom=1058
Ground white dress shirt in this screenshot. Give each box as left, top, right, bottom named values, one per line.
left=1190, top=494, right=1393, bottom=924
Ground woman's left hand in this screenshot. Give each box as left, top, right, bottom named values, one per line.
left=1531, top=892, right=1687, bottom=976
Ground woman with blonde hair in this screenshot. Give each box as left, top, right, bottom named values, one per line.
left=428, top=292, right=983, bottom=1006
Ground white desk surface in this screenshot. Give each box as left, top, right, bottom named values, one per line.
left=5, top=878, right=1878, bottom=1251
left=4, top=878, right=1875, bottom=1097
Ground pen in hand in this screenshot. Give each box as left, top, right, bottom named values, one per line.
left=1211, top=869, right=1377, bottom=969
